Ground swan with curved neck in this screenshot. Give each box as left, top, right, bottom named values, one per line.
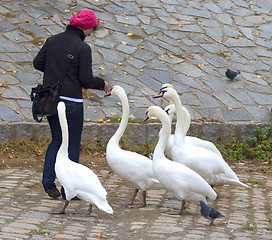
left=55, top=102, right=113, bottom=214
left=154, top=87, right=250, bottom=188
left=162, top=103, right=223, bottom=159
left=145, top=106, right=217, bottom=214
left=105, top=85, right=163, bottom=208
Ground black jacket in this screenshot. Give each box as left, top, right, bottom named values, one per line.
left=33, top=25, right=105, bottom=99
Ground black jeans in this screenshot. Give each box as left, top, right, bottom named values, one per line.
left=42, top=100, right=83, bottom=194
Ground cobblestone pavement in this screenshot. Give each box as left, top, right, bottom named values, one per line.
left=0, top=160, right=271, bottom=240
left=0, top=0, right=271, bottom=123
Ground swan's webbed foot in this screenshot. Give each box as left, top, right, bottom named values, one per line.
left=126, top=203, right=145, bottom=208
left=114, top=189, right=139, bottom=206
left=88, top=204, right=92, bottom=214
left=164, top=200, right=186, bottom=215
left=126, top=190, right=147, bottom=208
left=164, top=209, right=182, bottom=215
left=51, top=200, right=69, bottom=214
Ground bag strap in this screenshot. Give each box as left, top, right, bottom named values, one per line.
left=59, top=53, right=75, bottom=85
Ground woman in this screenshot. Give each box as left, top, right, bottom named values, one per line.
left=33, top=9, right=110, bottom=199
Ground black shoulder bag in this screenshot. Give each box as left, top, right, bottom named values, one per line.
left=30, top=53, right=74, bottom=122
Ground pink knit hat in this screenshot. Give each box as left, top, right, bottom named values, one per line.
left=70, top=9, right=98, bottom=30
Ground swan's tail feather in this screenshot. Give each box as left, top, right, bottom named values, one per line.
left=228, top=179, right=251, bottom=188
left=207, top=188, right=217, bottom=201
left=96, top=201, right=113, bottom=214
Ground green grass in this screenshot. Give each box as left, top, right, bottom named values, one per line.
left=216, top=123, right=272, bottom=162
left=248, top=180, right=263, bottom=185
left=243, top=224, right=254, bottom=231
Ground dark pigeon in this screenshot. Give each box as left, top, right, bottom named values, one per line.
left=198, top=200, right=225, bottom=226
left=225, top=68, right=240, bottom=80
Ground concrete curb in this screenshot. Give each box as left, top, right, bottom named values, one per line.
left=0, top=122, right=269, bottom=147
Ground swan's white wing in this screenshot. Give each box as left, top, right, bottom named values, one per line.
left=107, top=147, right=160, bottom=190
left=153, top=159, right=216, bottom=201
left=56, top=158, right=107, bottom=198
left=185, top=136, right=222, bottom=157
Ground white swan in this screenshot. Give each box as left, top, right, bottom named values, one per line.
left=144, top=106, right=217, bottom=214
left=162, top=103, right=223, bottom=159
left=105, top=85, right=163, bottom=208
left=154, top=87, right=250, bottom=188
left=55, top=102, right=113, bottom=214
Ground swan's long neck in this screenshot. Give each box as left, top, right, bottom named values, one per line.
left=170, top=93, right=186, bottom=142
left=154, top=111, right=171, bottom=161
left=57, top=104, right=69, bottom=158
left=181, top=106, right=191, bottom=134
left=109, top=91, right=129, bottom=146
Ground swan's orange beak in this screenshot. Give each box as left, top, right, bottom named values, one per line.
left=153, top=91, right=164, bottom=98
left=104, top=89, right=112, bottom=97
left=143, top=114, right=149, bottom=123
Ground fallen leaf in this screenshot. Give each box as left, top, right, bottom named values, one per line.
left=129, top=100, right=135, bottom=103
left=99, top=66, right=104, bottom=70
left=86, top=118, right=92, bottom=122
left=8, top=154, right=13, bottom=159
left=256, top=75, right=262, bottom=78
left=124, top=24, right=128, bottom=27
left=127, top=33, right=134, bottom=36
left=98, top=118, right=104, bottom=122
left=121, top=41, right=127, bottom=45
left=121, top=13, right=126, bottom=16
left=117, top=62, right=123, bottom=66
left=12, top=70, right=17, bottom=73
left=228, top=107, right=233, bottom=111
left=217, top=50, right=228, bottom=57
left=256, top=32, right=261, bottom=36
left=37, top=150, right=44, bottom=156
left=234, top=35, right=242, bottom=39
left=93, top=152, right=100, bottom=156
left=187, top=54, right=194, bottom=59
left=110, top=112, right=117, bottom=116
left=179, top=24, right=184, bottom=27
left=123, top=72, right=128, bottom=75
left=197, top=63, right=204, bottom=67
left=151, top=117, right=157, bottom=120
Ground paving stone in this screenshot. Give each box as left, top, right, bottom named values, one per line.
left=0, top=0, right=271, bottom=125
left=248, top=92, right=272, bottom=105
left=196, top=92, right=223, bottom=108
left=222, top=108, right=252, bottom=121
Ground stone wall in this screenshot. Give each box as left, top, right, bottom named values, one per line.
left=0, top=122, right=269, bottom=149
